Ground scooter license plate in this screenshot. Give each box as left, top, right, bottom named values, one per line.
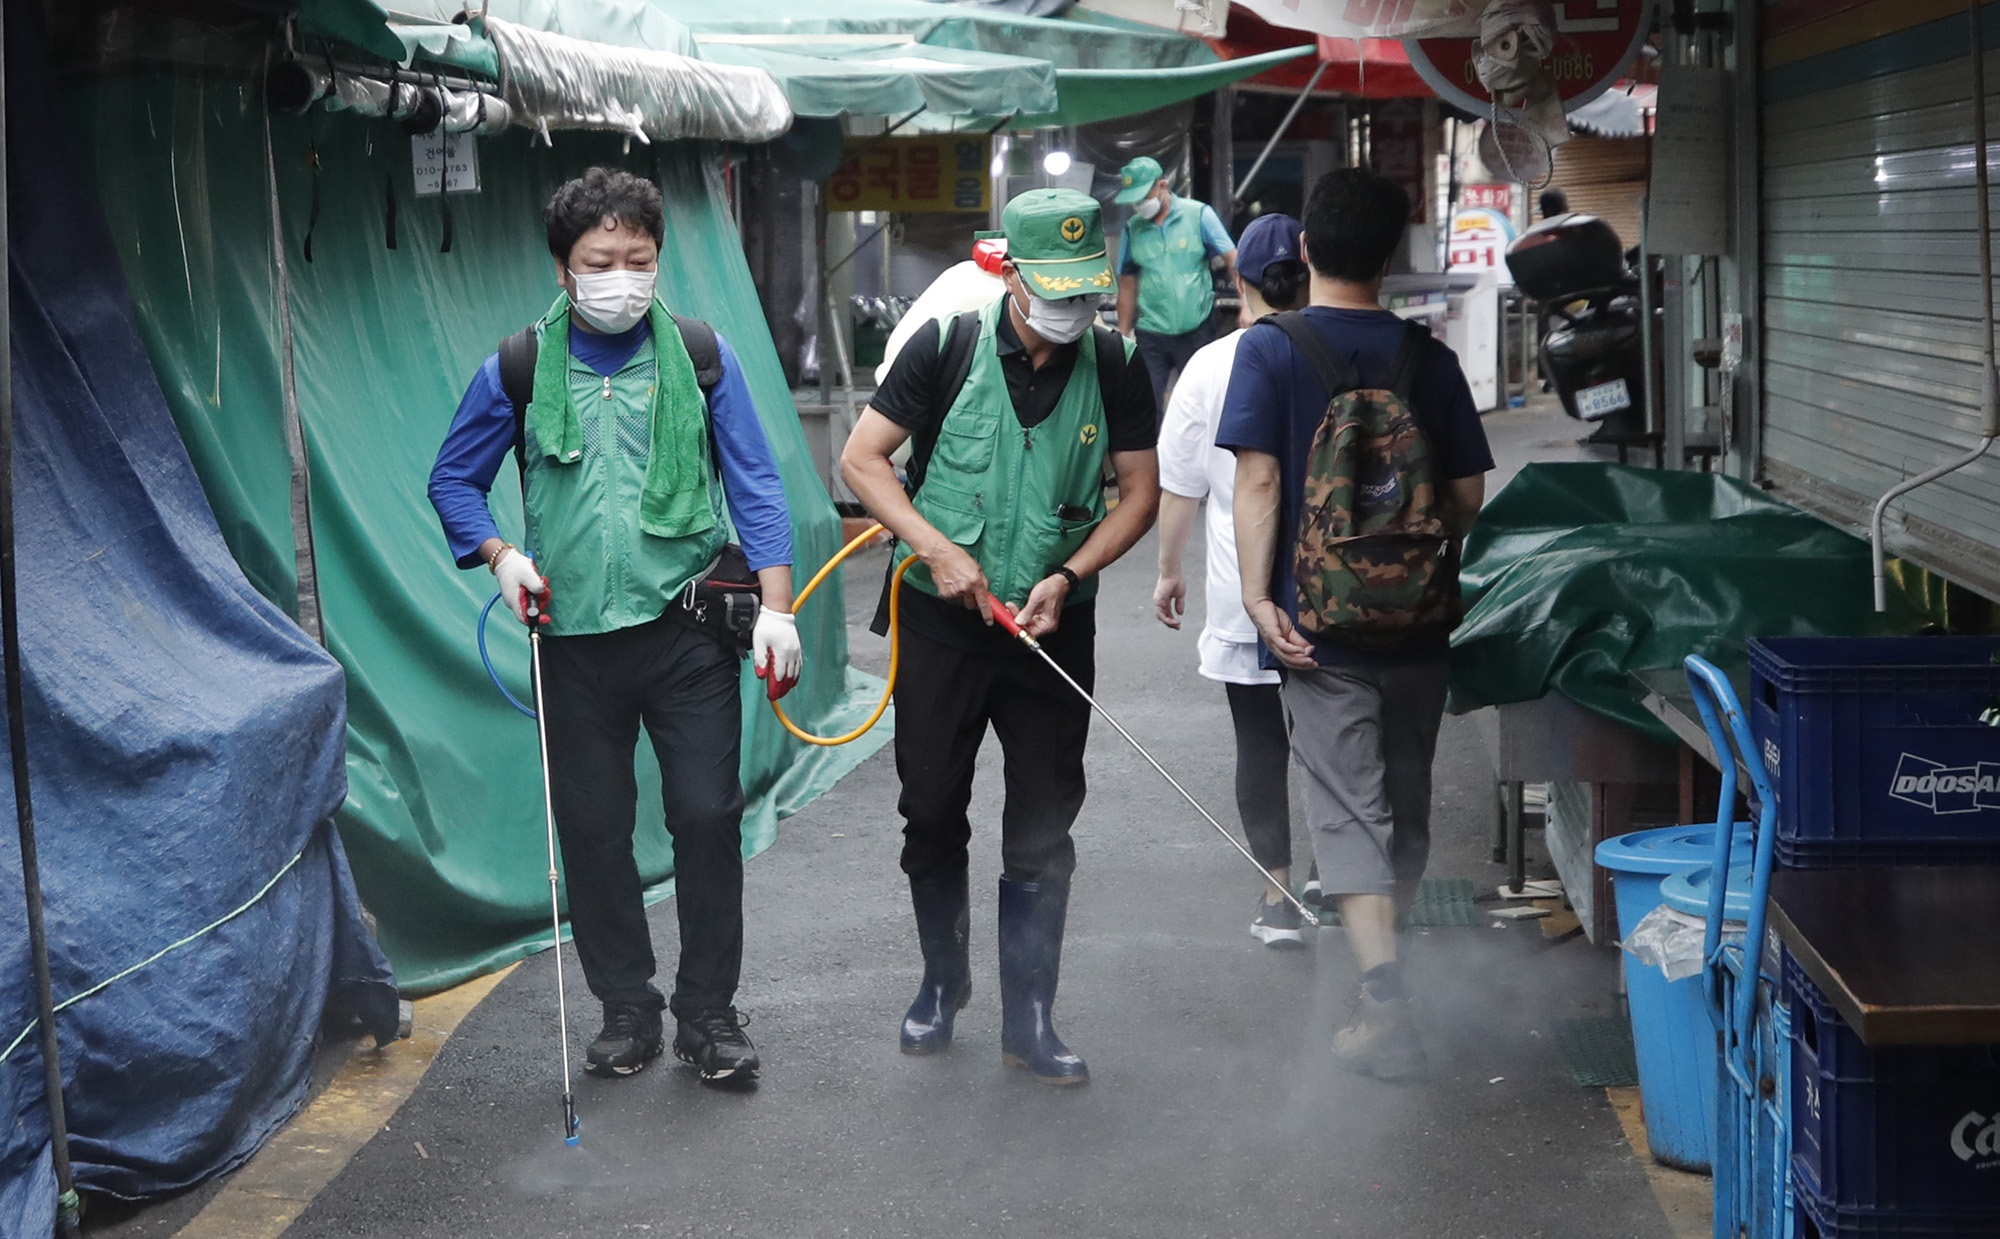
left=1575, top=378, right=1632, bottom=420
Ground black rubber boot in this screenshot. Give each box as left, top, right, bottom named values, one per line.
left=997, top=876, right=1089, bottom=1086
left=901, top=870, right=972, bottom=1054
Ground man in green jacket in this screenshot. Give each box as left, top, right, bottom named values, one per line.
left=840, top=189, right=1160, bottom=1087
left=1113, top=155, right=1237, bottom=417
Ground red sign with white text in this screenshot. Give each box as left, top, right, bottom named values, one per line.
left=1460, top=183, right=1513, bottom=212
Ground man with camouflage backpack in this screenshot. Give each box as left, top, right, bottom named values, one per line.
left=1218, top=169, right=1493, bottom=1080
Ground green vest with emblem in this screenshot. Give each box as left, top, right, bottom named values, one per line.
left=521, top=313, right=726, bottom=637
left=1128, top=196, right=1215, bottom=337
left=905, top=297, right=1119, bottom=609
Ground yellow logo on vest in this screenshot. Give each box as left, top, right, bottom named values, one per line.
left=1059, top=216, right=1086, bottom=243
left=1079, top=424, right=1100, bottom=445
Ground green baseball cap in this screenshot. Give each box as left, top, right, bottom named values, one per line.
left=1113, top=155, right=1164, bottom=205
left=1002, top=188, right=1114, bottom=301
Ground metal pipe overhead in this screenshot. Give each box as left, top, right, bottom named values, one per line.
left=1233, top=57, right=1329, bottom=205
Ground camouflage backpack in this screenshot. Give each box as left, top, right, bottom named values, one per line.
left=1259, top=312, right=1459, bottom=648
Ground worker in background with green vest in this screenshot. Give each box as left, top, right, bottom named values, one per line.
left=840, top=188, right=1160, bottom=1087
left=1113, top=155, right=1237, bottom=418
left=428, top=168, right=798, bottom=1087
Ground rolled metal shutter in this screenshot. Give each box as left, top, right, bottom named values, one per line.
left=1542, top=134, right=1648, bottom=245
left=1761, top=23, right=2000, bottom=598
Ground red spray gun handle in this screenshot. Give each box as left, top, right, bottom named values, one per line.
left=985, top=593, right=1036, bottom=645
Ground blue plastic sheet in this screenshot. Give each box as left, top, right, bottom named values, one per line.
left=0, top=9, right=397, bottom=1233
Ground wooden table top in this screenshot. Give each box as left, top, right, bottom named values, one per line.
left=1767, top=866, right=2000, bottom=1046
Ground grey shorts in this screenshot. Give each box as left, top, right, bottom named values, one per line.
left=1281, top=659, right=1450, bottom=896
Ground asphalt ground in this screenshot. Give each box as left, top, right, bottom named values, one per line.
left=269, top=454, right=1672, bottom=1239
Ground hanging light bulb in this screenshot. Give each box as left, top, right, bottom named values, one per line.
left=1043, top=149, right=1072, bottom=178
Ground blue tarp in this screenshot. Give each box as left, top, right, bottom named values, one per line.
left=0, top=7, right=398, bottom=1233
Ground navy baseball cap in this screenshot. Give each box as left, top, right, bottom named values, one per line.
left=1236, top=213, right=1303, bottom=284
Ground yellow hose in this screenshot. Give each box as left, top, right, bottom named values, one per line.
left=771, top=521, right=916, bottom=746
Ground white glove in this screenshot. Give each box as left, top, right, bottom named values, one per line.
left=493, top=547, right=549, bottom=627
left=752, top=607, right=802, bottom=699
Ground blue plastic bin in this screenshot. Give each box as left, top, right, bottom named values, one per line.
left=1596, top=823, right=1753, bottom=1171
left=1747, top=636, right=2000, bottom=861
left=1792, top=1174, right=2000, bottom=1238
left=1785, top=955, right=2000, bottom=1218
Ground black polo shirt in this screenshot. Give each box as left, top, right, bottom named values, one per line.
left=867, top=301, right=1158, bottom=650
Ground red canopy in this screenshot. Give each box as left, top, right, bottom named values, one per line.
left=1209, top=5, right=1436, bottom=99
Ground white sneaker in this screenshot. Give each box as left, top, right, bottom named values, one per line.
left=1249, top=896, right=1307, bottom=948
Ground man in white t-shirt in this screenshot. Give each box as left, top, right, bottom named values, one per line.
left=1151, top=213, right=1311, bottom=948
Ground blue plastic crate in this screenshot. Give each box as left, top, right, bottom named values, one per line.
left=1748, top=636, right=2000, bottom=848
left=1774, top=833, right=2000, bottom=871
left=1792, top=1175, right=2000, bottom=1238
left=1785, top=956, right=2000, bottom=1218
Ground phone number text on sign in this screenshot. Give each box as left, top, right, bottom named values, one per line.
left=827, top=136, right=991, bottom=214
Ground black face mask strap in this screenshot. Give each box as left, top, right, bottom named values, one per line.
left=385, top=168, right=399, bottom=250
left=301, top=40, right=334, bottom=262
left=302, top=132, right=321, bottom=264
left=434, top=72, right=453, bottom=254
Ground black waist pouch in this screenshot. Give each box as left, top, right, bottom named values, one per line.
left=670, top=543, right=761, bottom=654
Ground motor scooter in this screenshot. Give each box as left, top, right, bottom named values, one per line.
left=1505, top=213, right=1650, bottom=441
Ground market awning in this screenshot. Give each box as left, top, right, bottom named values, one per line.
left=665, top=1, right=1310, bottom=127
left=1206, top=6, right=1435, bottom=99
left=690, top=38, right=1059, bottom=119
left=652, top=0, right=1219, bottom=71
left=1018, top=44, right=1315, bottom=126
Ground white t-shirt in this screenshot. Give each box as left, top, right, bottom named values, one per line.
left=1156, top=329, right=1279, bottom=686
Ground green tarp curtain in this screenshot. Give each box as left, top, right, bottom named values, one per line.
left=67, top=70, right=889, bottom=995
left=1448, top=463, right=1938, bottom=746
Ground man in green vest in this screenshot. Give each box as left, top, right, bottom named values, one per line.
left=840, top=188, right=1160, bottom=1087
left=429, top=167, right=800, bottom=1086
left=1113, top=155, right=1238, bottom=418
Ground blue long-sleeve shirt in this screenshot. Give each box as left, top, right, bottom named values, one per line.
left=427, top=319, right=793, bottom=573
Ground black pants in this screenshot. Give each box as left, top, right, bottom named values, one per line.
left=1135, top=318, right=1219, bottom=418
left=1224, top=681, right=1291, bottom=872
left=893, top=617, right=1095, bottom=886
left=538, top=614, right=746, bottom=1018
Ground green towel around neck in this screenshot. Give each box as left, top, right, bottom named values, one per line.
left=527, top=294, right=716, bottom=540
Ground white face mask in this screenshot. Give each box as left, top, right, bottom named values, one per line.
left=1134, top=194, right=1164, bottom=222
left=567, top=267, right=656, bottom=333
left=1019, top=292, right=1099, bottom=345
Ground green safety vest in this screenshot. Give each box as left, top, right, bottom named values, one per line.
left=905, top=297, right=1115, bottom=610
left=522, top=326, right=726, bottom=637
left=1127, top=196, right=1216, bottom=337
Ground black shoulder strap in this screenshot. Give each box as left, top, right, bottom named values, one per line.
left=502, top=312, right=726, bottom=466
left=1256, top=310, right=1357, bottom=399
left=500, top=326, right=537, bottom=461
left=669, top=312, right=726, bottom=395
left=1384, top=319, right=1429, bottom=402
left=907, top=310, right=981, bottom=497
left=1091, top=323, right=1125, bottom=425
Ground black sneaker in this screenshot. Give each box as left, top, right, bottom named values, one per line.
left=1301, top=866, right=1325, bottom=907
left=673, top=1007, right=761, bottom=1082
left=586, top=1002, right=664, bottom=1077
left=1250, top=895, right=1307, bottom=948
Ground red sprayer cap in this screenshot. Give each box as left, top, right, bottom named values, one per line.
left=972, top=234, right=1009, bottom=276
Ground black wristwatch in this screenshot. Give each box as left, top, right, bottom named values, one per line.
left=1051, top=565, right=1081, bottom=590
